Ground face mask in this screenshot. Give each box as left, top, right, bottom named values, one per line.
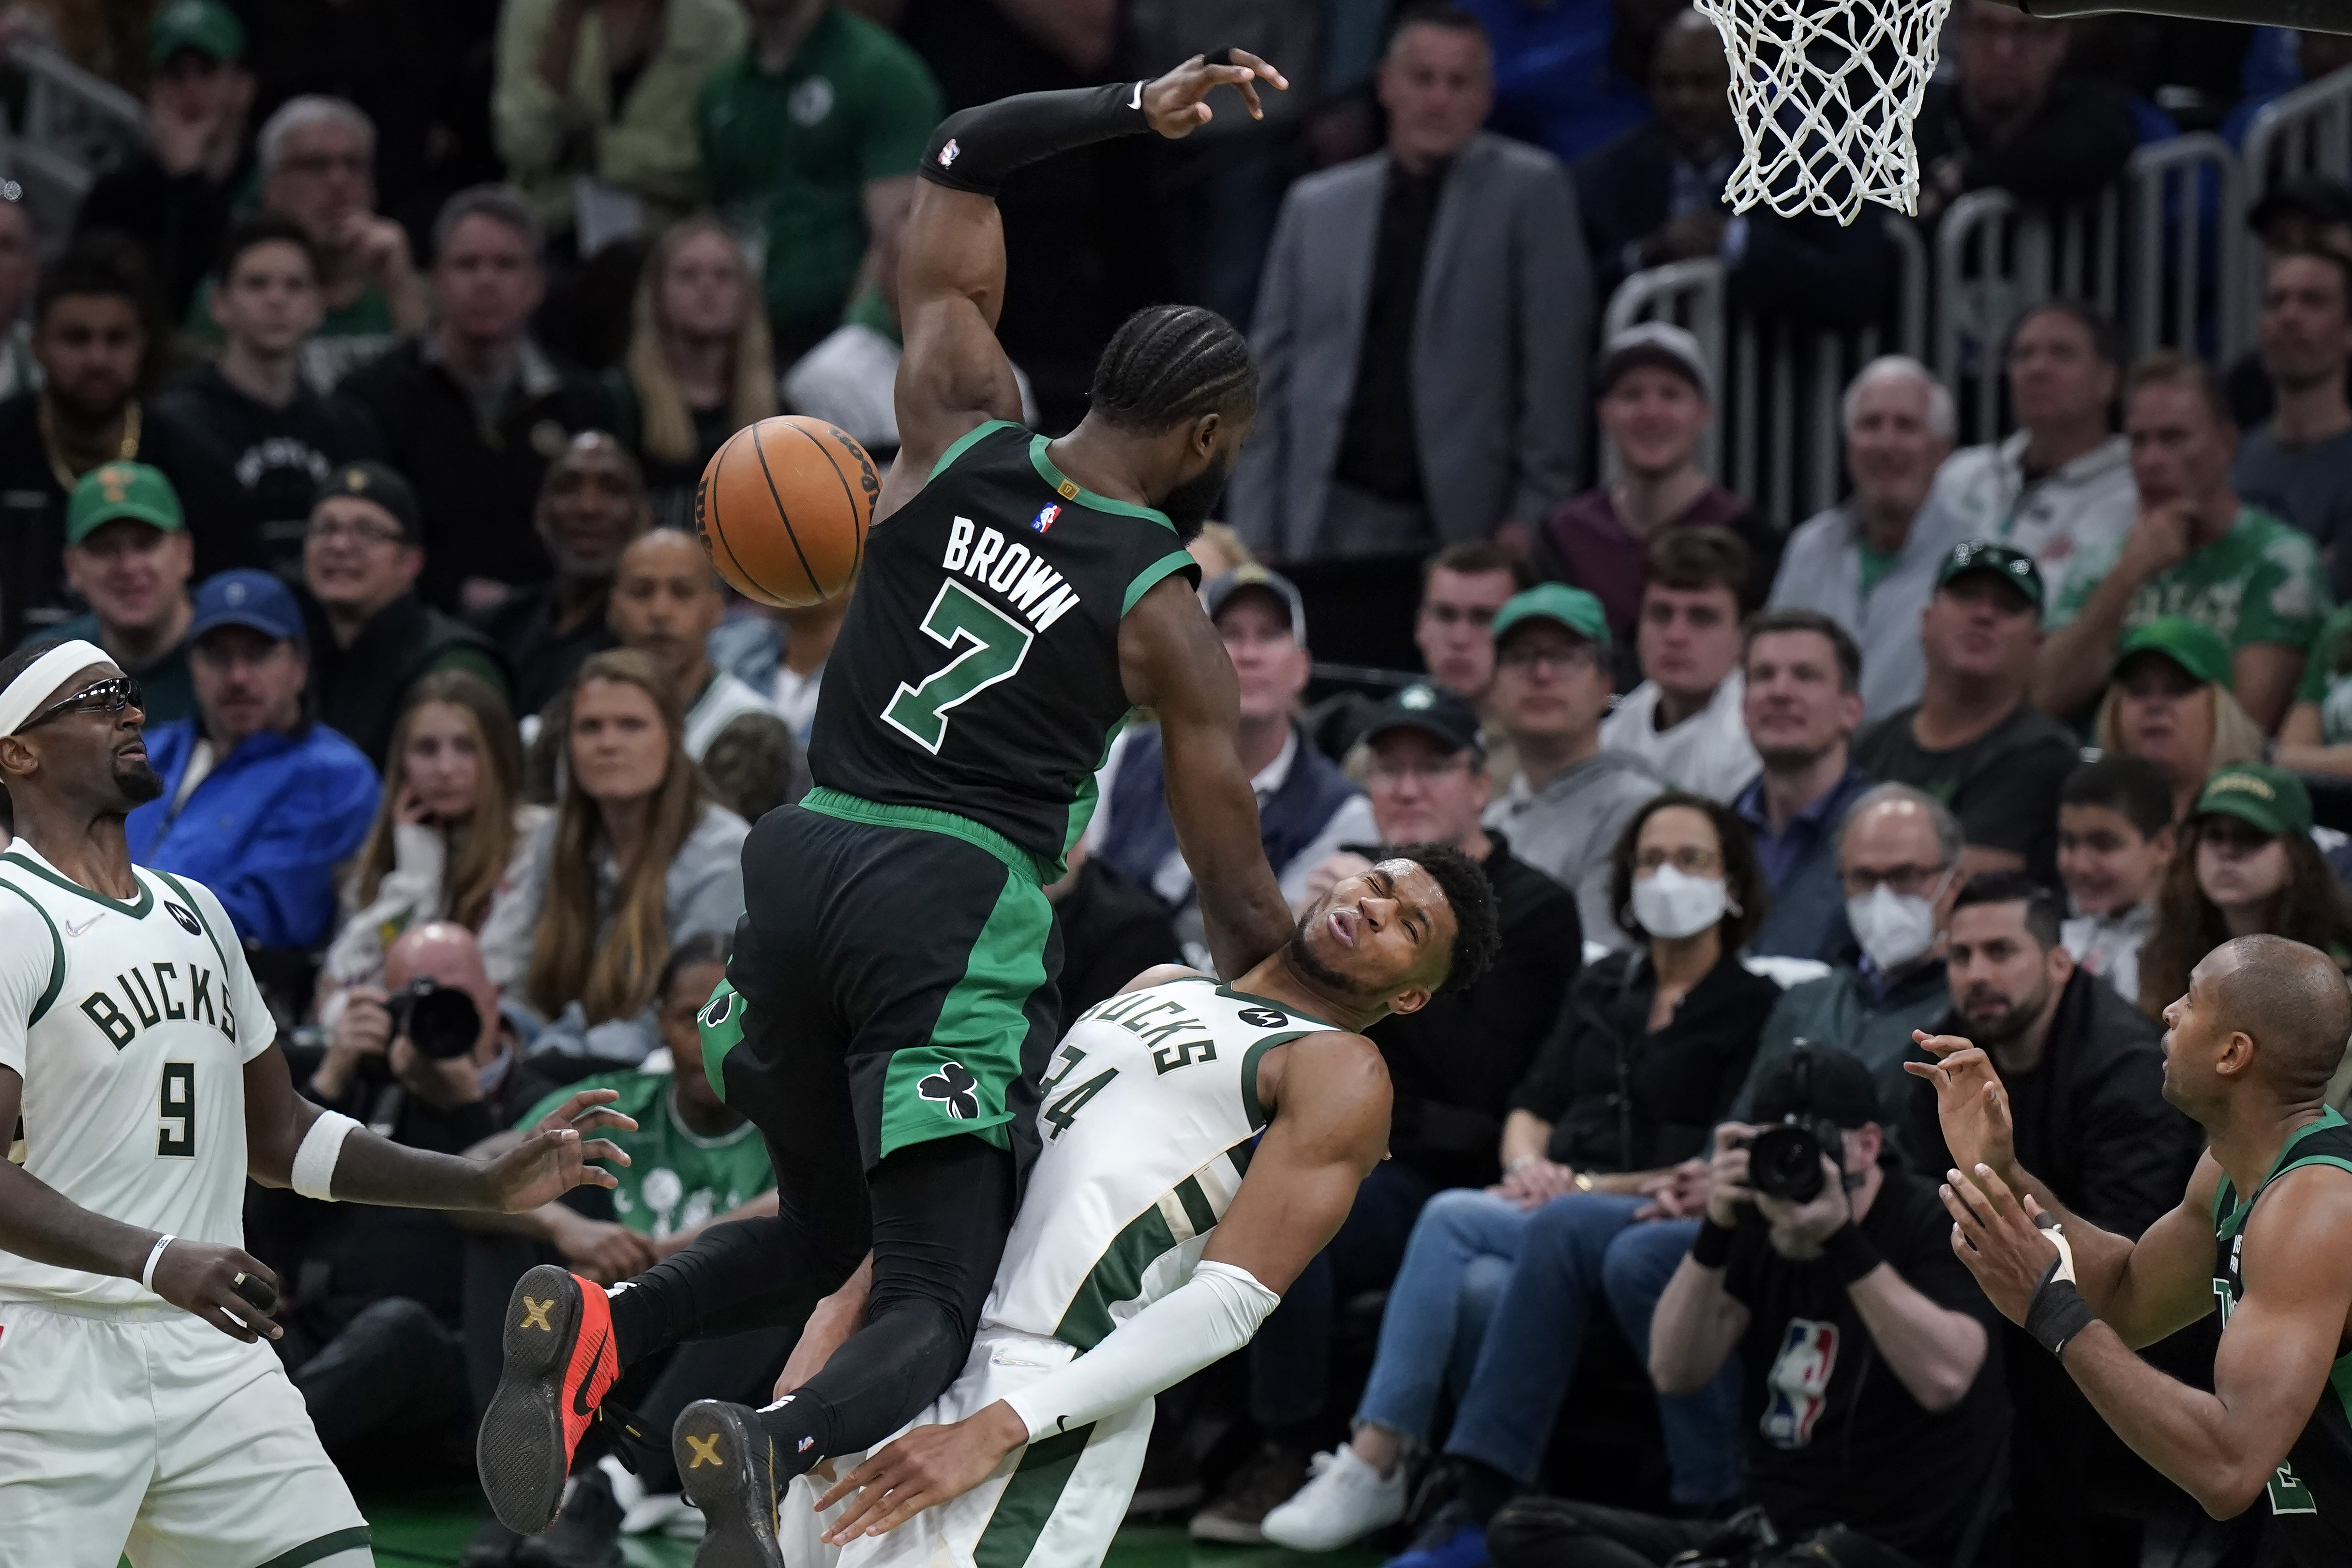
left=1845, top=878, right=1946, bottom=971
left=1632, top=865, right=1728, bottom=941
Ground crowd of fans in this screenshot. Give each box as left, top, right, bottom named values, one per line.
left=8, top=0, right=2352, bottom=1566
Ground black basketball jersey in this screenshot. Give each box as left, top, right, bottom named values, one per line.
left=2213, top=1106, right=2352, bottom=1566
left=809, top=420, right=1198, bottom=871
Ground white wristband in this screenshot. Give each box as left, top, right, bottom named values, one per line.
left=140, top=1234, right=176, bottom=1292
left=291, top=1110, right=362, bottom=1201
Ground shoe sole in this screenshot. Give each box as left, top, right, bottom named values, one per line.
left=478, top=1264, right=587, bottom=1533
left=677, top=1401, right=782, bottom=1568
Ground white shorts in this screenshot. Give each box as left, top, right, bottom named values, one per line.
left=0, top=1299, right=372, bottom=1568
left=783, top=1326, right=1153, bottom=1568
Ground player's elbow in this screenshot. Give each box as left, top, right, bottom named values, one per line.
left=2195, top=1467, right=2269, bottom=1522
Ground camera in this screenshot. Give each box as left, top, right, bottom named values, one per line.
left=1738, top=1045, right=1848, bottom=1204
left=387, top=977, right=481, bottom=1061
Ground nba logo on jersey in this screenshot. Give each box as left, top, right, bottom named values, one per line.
left=1031, top=504, right=1060, bottom=534
left=1760, top=1318, right=1839, bottom=1449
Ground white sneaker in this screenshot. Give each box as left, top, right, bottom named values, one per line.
left=1260, top=1445, right=1407, bottom=1552
left=618, top=1488, right=705, bottom=1539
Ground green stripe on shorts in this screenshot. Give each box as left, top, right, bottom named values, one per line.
left=974, top=1423, right=1096, bottom=1568
left=255, top=1525, right=373, bottom=1568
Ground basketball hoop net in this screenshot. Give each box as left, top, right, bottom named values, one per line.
left=1695, top=0, right=1957, bottom=225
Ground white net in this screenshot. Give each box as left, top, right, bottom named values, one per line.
left=1695, top=0, right=1957, bottom=225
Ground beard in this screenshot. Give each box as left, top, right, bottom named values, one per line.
left=1961, top=985, right=2044, bottom=1048
left=1283, top=907, right=1384, bottom=1003
left=1157, top=450, right=1236, bottom=543
left=114, top=753, right=164, bottom=806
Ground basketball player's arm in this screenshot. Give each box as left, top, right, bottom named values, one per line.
left=1122, top=575, right=1294, bottom=978
left=814, top=1032, right=1391, bottom=1540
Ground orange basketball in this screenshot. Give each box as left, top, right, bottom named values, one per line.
left=695, top=415, right=878, bottom=608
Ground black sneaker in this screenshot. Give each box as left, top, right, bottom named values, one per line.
left=674, top=1400, right=783, bottom=1568
left=458, top=1516, right=524, bottom=1568
left=516, top=1468, right=623, bottom=1568
left=1189, top=1441, right=1307, bottom=1544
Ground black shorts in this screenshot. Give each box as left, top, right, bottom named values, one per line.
left=704, top=789, right=1063, bottom=1176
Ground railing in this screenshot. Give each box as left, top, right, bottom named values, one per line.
left=0, top=43, right=143, bottom=253
left=2235, top=63, right=2352, bottom=354
left=2127, top=133, right=2244, bottom=367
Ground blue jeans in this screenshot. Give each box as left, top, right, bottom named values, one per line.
left=1600, top=1220, right=1744, bottom=1508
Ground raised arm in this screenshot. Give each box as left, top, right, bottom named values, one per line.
left=1119, top=574, right=1293, bottom=977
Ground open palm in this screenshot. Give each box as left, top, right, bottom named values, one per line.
left=483, top=1089, right=636, bottom=1212
left=1903, top=1031, right=2017, bottom=1181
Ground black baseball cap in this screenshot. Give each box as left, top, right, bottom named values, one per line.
left=1360, top=681, right=1485, bottom=761
left=1751, top=1044, right=1880, bottom=1130
left=1935, top=540, right=2042, bottom=615
left=313, top=461, right=421, bottom=542
left=2248, top=174, right=2352, bottom=238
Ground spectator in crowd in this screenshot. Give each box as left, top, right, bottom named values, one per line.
left=154, top=216, right=383, bottom=577
left=74, top=0, right=255, bottom=320
left=1189, top=522, right=1254, bottom=583
left=696, top=0, right=942, bottom=362
left=1933, top=299, right=2135, bottom=612
left=1482, top=584, right=1666, bottom=948
left=0, top=238, right=255, bottom=648
left=1261, top=793, right=1770, bottom=1556
left=1913, top=1, right=2139, bottom=224
left=477, top=648, right=748, bottom=1065
left=2056, top=753, right=2175, bottom=1007
left=2136, top=761, right=2352, bottom=1016
left=1201, top=683, right=1583, bottom=1543
left=320, top=671, right=543, bottom=1006
left=2224, top=176, right=2352, bottom=430
left=1415, top=540, right=1527, bottom=709
left=492, top=0, right=747, bottom=243
left=2092, top=616, right=2263, bottom=821
left=1735, top=784, right=1966, bottom=1122
left=709, top=592, right=843, bottom=747
left=2276, top=590, right=2352, bottom=777
left=1231, top=2, right=1589, bottom=560
left=1493, top=1046, right=2006, bottom=1568
left=1853, top=542, right=2078, bottom=880
left=456, top=933, right=782, bottom=1561
left=2040, top=352, right=2332, bottom=731
left=1573, top=9, right=1894, bottom=331
left=477, top=433, right=648, bottom=721
left=125, top=568, right=381, bottom=954
left=1600, top=529, right=1761, bottom=802
left=188, top=96, right=432, bottom=389
left=1538, top=323, right=1777, bottom=677
left=1736, top=609, right=1874, bottom=962
left=342, top=185, right=615, bottom=614
left=606, top=218, right=777, bottom=530
left=1094, top=566, right=1375, bottom=969
left=1040, top=840, right=1183, bottom=1022
left=603, top=527, right=804, bottom=819
left=1768, top=357, right=1965, bottom=719
left=39, top=463, right=199, bottom=723
left=300, top=461, right=511, bottom=768
left=2232, top=250, right=2352, bottom=597
left=0, top=195, right=39, bottom=401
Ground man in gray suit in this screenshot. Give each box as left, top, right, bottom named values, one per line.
left=1229, top=2, right=1592, bottom=563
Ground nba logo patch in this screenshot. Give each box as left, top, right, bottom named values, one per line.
left=1031, top=504, right=1060, bottom=534
left=1759, top=1318, right=1839, bottom=1449
left=937, top=138, right=960, bottom=168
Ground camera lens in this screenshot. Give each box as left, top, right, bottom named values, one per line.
left=1747, top=1124, right=1826, bottom=1204
left=395, top=980, right=482, bottom=1060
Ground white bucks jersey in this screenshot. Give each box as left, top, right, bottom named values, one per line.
left=982, top=976, right=1333, bottom=1350
left=0, top=845, right=273, bottom=1309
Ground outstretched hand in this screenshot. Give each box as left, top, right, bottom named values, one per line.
left=1144, top=51, right=1288, bottom=139
left=814, top=1401, right=1030, bottom=1542
left=479, top=1089, right=637, bottom=1212
left=1939, top=1163, right=2060, bottom=1325
left=1904, top=1031, right=2018, bottom=1185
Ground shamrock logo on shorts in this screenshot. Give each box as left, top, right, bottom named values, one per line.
left=917, top=1061, right=980, bottom=1119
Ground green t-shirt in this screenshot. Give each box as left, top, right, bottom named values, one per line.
left=697, top=5, right=942, bottom=331
left=2298, top=602, right=2352, bottom=744
left=516, top=1071, right=773, bottom=1239
left=2048, top=505, right=2333, bottom=650
left=1857, top=542, right=1900, bottom=598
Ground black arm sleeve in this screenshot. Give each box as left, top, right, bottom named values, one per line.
left=920, top=82, right=1151, bottom=199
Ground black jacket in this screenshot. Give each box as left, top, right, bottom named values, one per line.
left=1913, top=75, right=2140, bottom=216
left=152, top=362, right=383, bottom=577
left=302, top=589, right=513, bottom=767
left=471, top=579, right=621, bottom=721
left=1904, top=968, right=2202, bottom=1239
left=1513, top=945, right=1783, bottom=1174
left=75, top=149, right=257, bottom=319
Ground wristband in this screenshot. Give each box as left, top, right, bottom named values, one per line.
left=291, top=1110, right=361, bottom=1201
left=1690, top=1218, right=1737, bottom=1269
left=920, top=83, right=1150, bottom=199
left=1820, top=1223, right=1883, bottom=1286
left=140, top=1233, right=176, bottom=1292
left=2024, top=1214, right=2095, bottom=1357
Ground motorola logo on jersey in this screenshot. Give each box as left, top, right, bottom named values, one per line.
left=79, top=960, right=236, bottom=1051
left=1236, top=1007, right=1288, bottom=1029
left=165, top=902, right=201, bottom=937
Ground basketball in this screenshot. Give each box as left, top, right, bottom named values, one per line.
left=694, top=415, right=879, bottom=608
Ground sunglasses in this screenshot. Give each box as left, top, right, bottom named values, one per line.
left=20, top=676, right=143, bottom=731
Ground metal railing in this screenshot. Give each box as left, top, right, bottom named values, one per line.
left=0, top=43, right=143, bottom=253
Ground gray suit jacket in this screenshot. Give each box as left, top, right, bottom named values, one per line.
left=1229, top=133, right=1591, bottom=558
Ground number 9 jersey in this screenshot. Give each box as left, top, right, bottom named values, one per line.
left=0, top=845, right=274, bottom=1310
left=809, top=419, right=1199, bottom=875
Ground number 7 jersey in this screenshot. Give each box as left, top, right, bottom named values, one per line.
left=808, top=419, right=1199, bottom=873
left=0, top=844, right=274, bottom=1310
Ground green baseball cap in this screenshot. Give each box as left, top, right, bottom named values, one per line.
left=1935, top=539, right=2043, bottom=613
left=67, top=463, right=185, bottom=544
left=1492, top=583, right=1612, bottom=655
left=150, top=0, right=244, bottom=66
left=2116, top=616, right=2232, bottom=688
left=2193, top=762, right=2313, bottom=838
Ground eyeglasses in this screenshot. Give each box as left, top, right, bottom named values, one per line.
left=20, top=676, right=142, bottom=730
left=1498, top=642, right=1601, bottom=673
left=1368, top=756, right=1473, bottom=785
left=1840, top=862, right=1950, bottom=897
left=1637, top=846, right=1723, bottom=876
left=308, top=516, right=409, bottom=548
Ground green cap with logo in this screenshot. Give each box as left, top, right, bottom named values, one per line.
left=2193, top=762, right=2313, bottom=838
left=67, top=462, right=185, bottom=544
left=150, top=0, right=246, bottom=65
left=1935, top=539, right=2043, bottom=613
left=1491, top=583, right=1611, bottom=655
left=2116, top=616, right=2232, bottom=688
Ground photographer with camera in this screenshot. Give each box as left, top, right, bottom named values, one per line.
left=1490, top=1045, right=2007, bottom=1568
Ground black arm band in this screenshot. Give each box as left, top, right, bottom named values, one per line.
left=2025, top=1262, right=2097, bottom=1358
left=1820, top=1223, right=1883, bottom=1287
left=1690, top=1218, right=1737, bottom=1270
left=920, top=82, right=1150, bottom=199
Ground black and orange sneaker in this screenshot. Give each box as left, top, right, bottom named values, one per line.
left=675, top=1400, right=784, bottom=1568
left=476, top=1265, right=622, bottom=1533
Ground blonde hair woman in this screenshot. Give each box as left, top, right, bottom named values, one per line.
left=2093, top=617, right=2263, bottom=822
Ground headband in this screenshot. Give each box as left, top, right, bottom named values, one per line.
left=0, top=641, right=111, bottom=738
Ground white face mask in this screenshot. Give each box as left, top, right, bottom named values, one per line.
left=1844, top=876, right=1948, bottom=971
left=1632, top=864, right=1728, bottom=941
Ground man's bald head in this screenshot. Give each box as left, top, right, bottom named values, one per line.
left=385, top=919, right=493, bottom=993
left=2208, top=935, right=2352, bottom=1101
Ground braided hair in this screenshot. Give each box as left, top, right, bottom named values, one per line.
left=1087, top=304, right=1258, bottom=431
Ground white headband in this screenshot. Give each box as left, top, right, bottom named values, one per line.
left=0, top=641, right=112, bottom=738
